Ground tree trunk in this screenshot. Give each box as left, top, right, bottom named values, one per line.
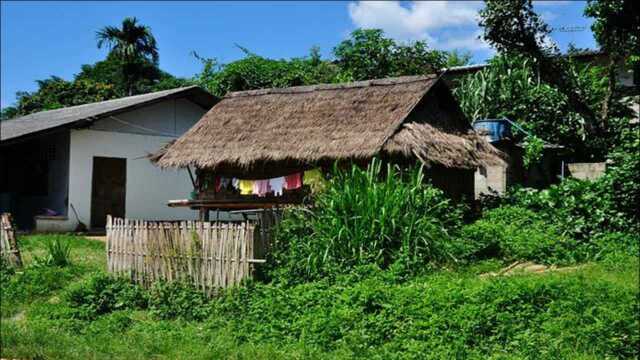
left=600, top=55, right=617, bottom=131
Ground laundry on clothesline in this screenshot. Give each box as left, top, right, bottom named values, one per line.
left=210, top=169, right=324, bottom=196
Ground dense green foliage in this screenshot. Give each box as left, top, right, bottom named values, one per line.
left=64, top=273, right=147, bottom=321
left=479, top=0, right=600, bottom=130
left=270, top=155, right=639, bottom=283
left=194, top=29, right=447, bottom=97
left=490, top=130, right=639, bottom=240
left=8, top=77, right=120, bottom=116
left=193, top=49, right=343, bottom=98
left=76, top=54, right=193, bottom=96
left=453, top=53, right=633, bottom=159
left=269, top=160, right=464, bottom=283
left=603, top=126, right=640, bottom=223
left=585, top=0, right=639, bottom=85
left=466, top=132, right=639, bottom=265
left=333, top=29, right=445, bottom=81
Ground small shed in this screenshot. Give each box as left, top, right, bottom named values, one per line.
left=153, top=75, right=503, bottom=217
left=473, top=118, right=566, bottom=197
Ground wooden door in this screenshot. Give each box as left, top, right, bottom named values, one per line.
left=91, top=157, right=126, bottom=229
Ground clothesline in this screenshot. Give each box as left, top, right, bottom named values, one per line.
left=205, top=169, right=326, bottom=197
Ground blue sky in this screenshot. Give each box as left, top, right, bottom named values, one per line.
left=1, top=1, right=598, bottom=108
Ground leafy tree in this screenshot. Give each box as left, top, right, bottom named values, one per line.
left=479, top=0, right=601, bottom=136
left=193, top=49, right=341, bottom=97
left=453, top=54, right=631, bottom=159
left=444, top=50, right=474, bottom=68
left=193, top=29, right=448, bottom=98
left=96, top=17, right=159, bottom=95
left=11, top=77, right=119, bottom=116
left=584, top=0, right=640, bottom=118
left=333, top=29, right=445, bottom=81
left=0, top=107, right=18, bottom=121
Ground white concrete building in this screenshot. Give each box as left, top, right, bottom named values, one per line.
left=0, top=87, right=217, bottom=231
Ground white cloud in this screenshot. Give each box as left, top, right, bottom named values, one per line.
left=347, top=1, right=492, bottom=54
left=440, top=31, right=491, bottom=52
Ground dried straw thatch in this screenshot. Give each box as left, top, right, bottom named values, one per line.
left=383, top=122, right=504, bottom=169
left=146, top=139, right=175, bottom=164
left=155, top=75, right=503, bottom=172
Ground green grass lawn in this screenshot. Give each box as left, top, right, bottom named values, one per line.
left=1, top=235, right=638, bottom=359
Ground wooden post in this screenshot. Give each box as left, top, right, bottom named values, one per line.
left=199, top=207, right=210, bottom=221
left=1, top=213, right=22, bottom=267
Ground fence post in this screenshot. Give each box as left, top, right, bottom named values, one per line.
left=0, top=213, right=22, bottom=267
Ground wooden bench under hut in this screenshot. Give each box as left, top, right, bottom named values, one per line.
left=151, top=74, right=503, bottom=219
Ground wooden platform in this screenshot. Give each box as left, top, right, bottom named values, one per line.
left=168, top=189, right=307, bottom=211
left=168, top=199, right=297, bottom=210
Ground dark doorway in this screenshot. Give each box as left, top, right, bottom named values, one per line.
left=91, top=157, right=126, bottom=229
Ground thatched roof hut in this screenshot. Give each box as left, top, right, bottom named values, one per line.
left=155, top=75, right=502, bottom=175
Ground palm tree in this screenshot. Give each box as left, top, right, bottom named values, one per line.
left=96, top=17, right=159, bottom=95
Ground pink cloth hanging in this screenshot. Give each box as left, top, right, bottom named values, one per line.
left=253, top=179, right=271, bottom=197
left=284, top=173, right=302, bottom=190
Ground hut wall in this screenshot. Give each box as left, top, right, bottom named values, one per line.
left=425, top=165, right=475, bottom=201
left=405, top=82, right=471, bottom=133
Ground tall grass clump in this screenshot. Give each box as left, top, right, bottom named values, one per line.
left=270, top=159, right=464, bottom=282
left=33, top=235, right=72, bottom=267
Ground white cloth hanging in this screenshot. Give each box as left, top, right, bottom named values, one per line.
left=269, top=177, right=285, bottom=196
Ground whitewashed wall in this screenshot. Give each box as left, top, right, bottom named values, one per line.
left=68, top=129, right=196, bottom=226
left=66, top=99, right=205, bottom=227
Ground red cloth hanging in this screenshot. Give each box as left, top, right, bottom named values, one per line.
left=284, top=173, right=302, bottom=190
left=214, top=176, right=222, bottom=192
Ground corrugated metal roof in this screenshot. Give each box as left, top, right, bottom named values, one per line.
left=0, top=86, right=217, bottom=142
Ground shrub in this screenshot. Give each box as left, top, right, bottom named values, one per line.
left=0, top=257, right=16, bottom=281
left=147, top=281, right=212, bottom=321
left=485, top=174, right=637, bottom=243
left=481, top=128, right=639, bottom=242
left=461, top=206, right=590, bottom=264
left=270, top=160, right=464, bottom=282
left=64, top=273, right=147, bottom=320
left=603, top=126, right=640, bottom=224
left=63, top=274, right=212, bottom=322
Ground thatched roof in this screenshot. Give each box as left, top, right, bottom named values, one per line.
left=156, top=75, right=503, bottom=171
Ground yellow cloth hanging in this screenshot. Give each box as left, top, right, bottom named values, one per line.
left=239, top=180, right=254, bottom=195
left=303, top=169, right=326, bottom=193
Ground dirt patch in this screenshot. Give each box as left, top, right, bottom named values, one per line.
left=84, top=236, right=106, bottom=242
left=480, top=261, right=581, bottom=278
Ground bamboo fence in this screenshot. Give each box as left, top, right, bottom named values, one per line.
left=0, top=213, right=22, bottom=267
left=106, top=215, right=264, bottom=294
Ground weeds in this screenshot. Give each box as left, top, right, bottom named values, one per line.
left=31, top=235, right=72, bottom=267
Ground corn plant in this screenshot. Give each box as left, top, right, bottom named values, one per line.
left=271, top=159, right=464, bottom=282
